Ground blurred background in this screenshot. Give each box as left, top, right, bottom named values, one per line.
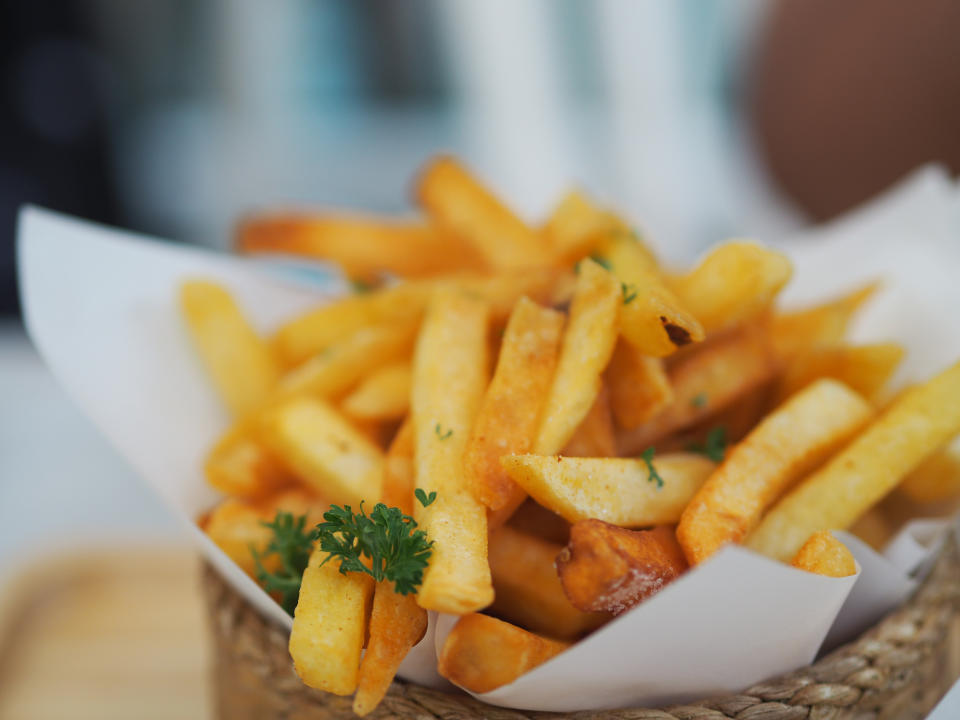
left=2, top=1, right=960, bottom=716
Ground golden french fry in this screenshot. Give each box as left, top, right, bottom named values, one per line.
left=236, top=214, right=485, bottom=280
left=180, top=279, right=279, bottom=416
left=556, top=522, right=688, bottom=614
left=677, top=379, right=873, bottom=565
left=412, top=288, right=493, bottom=613
left=342, top=361, right=412, bottom=422
left=416, top=156, right=550, bottom=270
left=790, top=531, right=857, bottom=577
left=290, top=548, right=374, bottom=696
left=605, top=340, right=673, bottom=429
left=669, top=242, right=793, bottom=334
left=205, top=420, right=291, bottom=500
left=503, top=498, right=570, bottom=545
left=259, top=397, right=384, bottom=505
left=542, top=190, right=619, bottom=266
left=535, top=259, right=620, bottom=454
left=437, top=613, right=570, bottom=693
left=776, top=343, right=905, bottom=404
left=489, top=526, right=607, bottom=640
left=353, top=581, right=429, bottom=716
left=897, top=447, right=960, bottom=504
left=596, top=231, right=704, bottom=357
left=502, top=453, right=715, bottom=527
left=382, top=418, right=415, bottom=513
left=849, top=508, right=894, bottom=551
left=617, top=325, right=777, bottom=455
left=204, top=498, right=274, bottom=577
left=747, top=359, right=960, bottom=561
left=465, top=297, right=564, bottom=512
left=561, top=383, right=617, bottom=457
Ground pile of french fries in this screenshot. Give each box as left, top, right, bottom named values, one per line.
left=187, top=156, right=960, bottom=715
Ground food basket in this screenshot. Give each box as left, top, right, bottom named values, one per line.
left=203, top=528, right=960, bottom=720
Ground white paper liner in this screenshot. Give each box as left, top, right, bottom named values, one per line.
left=15, top=165, right=960, bottom=711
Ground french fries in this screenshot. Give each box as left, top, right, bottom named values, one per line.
left=747, top=359, right=960, bottom=560
left=605, top=340, right=673, bottom=429
left=790, top=531, right=857, bottom=578
left=677, top=379, right=873, bottom=565
left=502, top=453, right=715, bottom=527
left=205, top=421, right=291, bottom=500
left=437, top=613, right=570, bottom=693
left=776, top=342, right=905, bottom=403
left=556, top=521, right=688, bottom=614
left=560, top=383, right=616, bottom=457
left=180, top=279, right=279, bottom=416
left=342, top=361, right=412, bottom=422
left=897, top=447, right=960, bottom=504
left=542, top=190, right=618, bottom=266
left=412, top=288, right=494, bottom=613
left=382, top=419, right=415, bottom=512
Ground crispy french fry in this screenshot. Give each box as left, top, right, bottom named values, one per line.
left=897, top=447, right=960, bottom=504
left=180, top=279, right=279, bottom=416
left=382, top=418, right=415, bottom=513
left=597, top=231, right=704, bottom=357
left=353, top=581, right=428, bottom=716
left=542, top=190, right=619, bottom=266
left=556, top=521, right=688, bottom=614
left=534, top=260, right=620, bottom=454
left=776, top=343, right=905, bottom=404
left=502, top=453, right=715, bottom=527
left=561, top=383, right=616, bottom=457
left=205, top=420, right=291, bottom=500
left=416, top=156, right=550, bottom=270
left=412, top=288, right=493, bottom=613
left=790, top=531, right=857, bottom=577
left=236, top=214, right=484, bottom=280
left=617, top=324, right=777, bottom=454
left=465, top=297, right=564, bottom=512
left=290, top=548, right=374, bottom=696
left=504, top=498, right=570, bottom=545
left=489, top=526, right=608, bottom=640
left=259, top=397, right=384, bottom=505
left=204, top=498, right=274, bottom=577
left=669, top=242, right=792, bottom=334
left=605, top=340, right=673, bottom=429
left=437, top=613, right=570, bottom=693
left=677, top=379, right=872, bottom=565
left=342, top=361, right=412, bottom=422
left=747, top=359, right=960, bottom=561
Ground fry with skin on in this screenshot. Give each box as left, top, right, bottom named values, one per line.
left=791, top=531, right=857, bottom=577
left=412, top=288, right=493, bottom=613
left=897, top=447, right=960, bottom=504
left=180, top=279, right=279, bottom=416
left=437, top=614, right=570, bottom=693
left=502, top=453, right=715, bottom=527
left=205, top=420, right=291, bottom=500
left=342, top=361, right=412, bottom=422
left=416, top=156, right=550, bottom=270
left=605, top=340, right=673, bottom=430
left=776, top=342, right=905, bottom=404
left=489, top=526, right=608, bottom=640
left=534, top=259, right=621, bottom=455
left=465, top=297, right=563, bottom=513
left=542, top=190, right=619, bottom=266
left=747, top=359, right=960, bottom=561
left=677, top=379, right=873, bottom=565
left=560, top=383, right=617, bottom=457
left=556, top=521, right=688, bottom=614
left=290, top=548, right=375, bottom=696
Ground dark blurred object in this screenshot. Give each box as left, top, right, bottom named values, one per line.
left=0, top=1, right=118, bottom=317
left=751, top=0, right=960, bottom=221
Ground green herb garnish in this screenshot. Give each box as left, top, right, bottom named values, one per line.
left=688, top=426, right=727, bottom=463
left=691, top=392, right=708, bottom=409
left=351, top=278, right=374, bottom=294
left=621, top=282, right=638, bottom=305
left=640, top=446, right=664, bottom=489
left=315, top=502, right=434, bottom=596
left=434, top=423, right=453, bottom=440
left=415, top=488, right=437, bottom=507
left=251, top=512, right=315, bottom=615
left=589, top=254, right=612, bottom=271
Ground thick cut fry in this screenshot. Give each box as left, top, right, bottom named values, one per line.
left=505, top=498, right=570, bottom=544
left=669, top=242, right=793, bottom=334
left=204, top=498, right=274, bottom=577
left=382, top=419, right=415, bottom=513
left=205, top=421, right=291, bottom=499
left=791, top=531, right=857, bottom=577
left=597, top=232, right=704, bottom=357
left=542, top=190, right=619, bottom=266
left=534, top=260, right=620, bottom=454
left=677, top=379, right=873, bottom=565
left=489, top=526, right=607, bottom=640
left=437, top=614, right=570, bottom=693
left=417, top=156, right=549, bottom=270
left=897, top=447, right=960, bottom=504
left=747, top=359, right=960, bottom=561
left=561, top=384, right=616, bottom=457
left=605, top=340, right=673, bottom=429
left=412, top=289, right=493, bottom=613
left=465, top=297, right=564, bottom=511
left=502, top=453, right=715, bottom=527
left=617, top=325, right=777, bottom=454
left=342, top=361, right=412, bottom=422
left=556, top=521, right=688, bottom=614
left=236, top=214, right=484, bottom=280
left=353, top=582, right=429, bottom=716
left=289, top=548, right=374, bottom=696
left=777, top=343, right=905, bottom=404
left=259, top=397, right=384, bottom=505
left=180, top=280, right=279, bottom=416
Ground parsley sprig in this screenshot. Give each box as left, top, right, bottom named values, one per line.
left=251, top=512, right=314, bottom=615
left=640, top=446, right=664, bottom=489
left=688, top=426, right=728, bottom=463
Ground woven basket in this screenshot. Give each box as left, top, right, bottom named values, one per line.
left=203, top=530, right=960, bottom=720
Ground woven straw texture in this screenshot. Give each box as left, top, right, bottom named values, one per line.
left=204, top=531, right=960, bottom=720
